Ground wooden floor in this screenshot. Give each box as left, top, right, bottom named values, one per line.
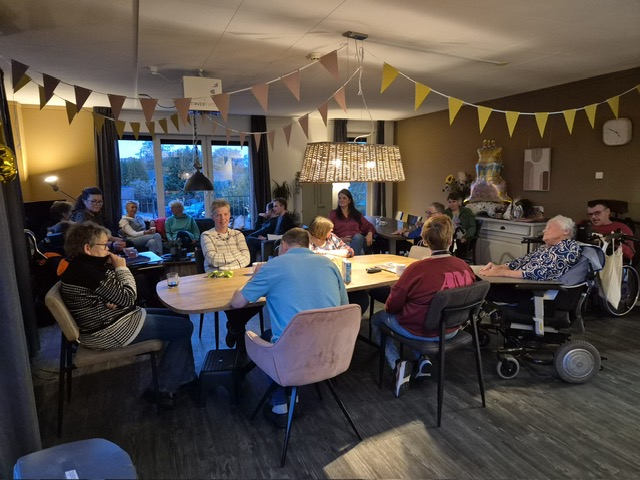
left=31, top=302, right=640, bottom=479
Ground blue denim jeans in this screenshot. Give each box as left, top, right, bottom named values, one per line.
left=130, top=308, right=196, bottom=393
left=371, top=310, right=458, bottom=369
left=349, top=233, right=366, bottom=256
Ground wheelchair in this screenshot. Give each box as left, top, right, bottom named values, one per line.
left=478, top=244, right=604, bottom=384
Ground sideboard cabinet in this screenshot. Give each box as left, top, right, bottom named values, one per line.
left=475, top=218, right=546, bottom=265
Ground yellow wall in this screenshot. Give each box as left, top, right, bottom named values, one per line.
left=396, top=67, right=640, bottom=223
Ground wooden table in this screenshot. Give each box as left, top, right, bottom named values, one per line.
left=156, top=254, right=416, bottom=315
left=366, top=216, right=407, bottom=255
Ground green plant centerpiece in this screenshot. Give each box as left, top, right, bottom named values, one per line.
left=272, top=180, right=292, bottom=200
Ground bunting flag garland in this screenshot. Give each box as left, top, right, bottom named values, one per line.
left=38, top=85, right=47, bottom=110
left=253, top=132, right=262, bottom=152
left=42, top=74, right=60, bottom=106
left=11, top=60, right=29, bottom=92
left=130, top=122, right=141, bottom=140
left=239, top=132, right=246, bottom=146
left=251, top=83, right=269, bottom=112
left=448, top=97, right=464, bottom=125
left=158, top=118, right=169, bottom=134
left=333, top=87, right=347, bottom=113
left=415, top=83, right=431, bottom=110
left=74, top=85, right=92, bottom=112
left=267, top=130, right=275, bottom=150
left=169, top=114, right=180, bottom=132
left=65, top=101, right=76, bottom=124
left=93, top=111, right=105, bottom=133
left=212, top=93, right=230, bottom=122
left=283, top=124, right=292, bottom=146
left=14, top=74, right=31, bottom=94
left=319, top=50, right=339, bottom=81
left=173, top=98, right=191, bottom=125
left=563, top=109, right=576, bottom=134
left=535, top=112, right=549, bottom=138
left=584, top=104, right=597, bottom=129
left=115, top=120, right=126, bottom=139
left=281, top=71, right=300, bottom=100
left=381, top=63, right=399, bottom=93
left=607, top=97, right=619, bottom=118
left=108, top=94, right=126, bottom=121
left=477, top=106, right=492, bottom=133
left=505, top=111, right=519, bottom=137
left=225, top=128, right=232, bottom=145
left=145, top=121, right=156, bottom=139
left=318, top=101, right=329, bottom=127
left=140, top=98, right=158, bottom=123
left=299, top=114, right=309, bottom=139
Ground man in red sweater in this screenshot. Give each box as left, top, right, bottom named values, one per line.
left=587, top=200, right=635, bottom=261
left=371, top=215, right=475, bottom=397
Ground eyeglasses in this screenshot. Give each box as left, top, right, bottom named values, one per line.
left=91, top=243, right=110, bottom=249
left=587, top=210, right=604, bottom=217
left=88, top=200, right=104, bottom=205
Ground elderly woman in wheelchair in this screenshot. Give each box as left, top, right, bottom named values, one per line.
left=477, top=215, right=603, bottom=384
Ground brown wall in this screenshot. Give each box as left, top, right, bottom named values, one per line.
left=395, top=68, right=640, bottom=224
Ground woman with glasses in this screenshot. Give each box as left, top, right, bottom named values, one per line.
left=60, top=221, right=197, bottom=409
left=71, top=186, right=126, bottom=252
left=393, top=202, right=445, bottom=240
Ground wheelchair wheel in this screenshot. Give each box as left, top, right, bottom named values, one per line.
left=553, top=340, right=600, bottom=384
left=478, top=330, right=492, bottom=349
left=496, top=355, right=520, bottom=379
left=601, top=265, right=639, bottom=316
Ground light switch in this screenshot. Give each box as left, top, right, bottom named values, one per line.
left=595, top=172, right=604, bottom=179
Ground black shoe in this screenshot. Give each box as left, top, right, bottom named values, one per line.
left=177, top=378, right=199, bottom=398
left=225, top=330, right=244, bottom=348
left=263, top=403, right=288, bottom=429
left=141, top=389, right=176, bottom=410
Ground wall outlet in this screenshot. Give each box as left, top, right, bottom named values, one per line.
left=595, top=172, right=604, bottom=179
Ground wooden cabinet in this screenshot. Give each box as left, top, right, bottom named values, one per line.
left=476, top=218, right=546, bottom=265
left=301, top=183, right=333, bottom=226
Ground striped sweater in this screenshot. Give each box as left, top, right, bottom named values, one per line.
left=60, top=254, right=145, bottom=350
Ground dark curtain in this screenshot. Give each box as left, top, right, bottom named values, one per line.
left=334, top=118, right=348, bottom=142
left=373, top=120, right=386, bottom=216
left=0, top=69, right=42, bottom=478
left=93, top=107, right=121, bottom=228
left=250, top=115, right=271, bottom=218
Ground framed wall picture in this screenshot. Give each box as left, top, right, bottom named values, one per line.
left=523, top=147, right=551, bottom=191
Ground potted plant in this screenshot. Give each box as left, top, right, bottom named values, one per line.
left=272, top=180, right=292, bottom=201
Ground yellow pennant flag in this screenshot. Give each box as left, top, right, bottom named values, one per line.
left=115, top=120, right=126, bottom=139
left=607, top=96, right=619, bottom=118
left=381, top=63, right=399, bottom=93
left=92, top=112, right=105, bottom=134
left=477, top=106, right=492, bottom=133
left=563, top=109, right=576, bottom=134
left=131, top=122, right=141, bottom=140
left=535, top=112, right=549, bottom=138
left=415, top=83, right=431, bottom=110
left=584, top=104, right=597, bottom=129
left=448, top=97, right=464, bottom=125
left=505, top=111, right=519, bottom=137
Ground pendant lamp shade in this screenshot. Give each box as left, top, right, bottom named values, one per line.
left=184, top=170, right=213, bottom=191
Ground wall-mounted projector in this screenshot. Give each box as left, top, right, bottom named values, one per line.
left=182, top=76, right=223, bottom=111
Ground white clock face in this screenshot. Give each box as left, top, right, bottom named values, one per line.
left=603, top=118, right=632, bottom=146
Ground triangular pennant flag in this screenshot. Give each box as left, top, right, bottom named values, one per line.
left=170, top=114, right=180, bottom=132
left=158, top=118, right=168, bottom=134
left=226, top=128, right=232, bottom=145
left=93, top=112, right=105, bottom=134
left=38, top=85, right=47, bottom=110
left=115, top=120, right=126, bottom=139
left=477, top=106, right=492, bottom=133
left=563, top=109, right=576, bottom=134
left=253, top=133, right=262, bottom=152
left=299, top=114, right=309, bottom=139
left=415, top=83, right=431, bottom=110
left=146, top=121, right=156, bottom=138
left=140, top=98, right=158, bottom=123
left=108, top=94, right=126, bottom=121
left=14, top=74, right=31, bottom=93
left=267, top=130, right=275, bottom=150
left=333, top=87, right=347, bottom=113
left=212, top=93, right=230, bottom=122
left=448, top=97, right=464, bottom=125
left=281, top=71, right=300, bottom=101
left=505, top=111, right=520, bottom=137
left=173, top=98, right=191, bottom=125
left=11, top=60, right=29, bottom=93
left=584, top=104, right=597, bottom=129
left=318, top=102, right=329, bottom=127
left=42, top=74, right=60, bottom=106
left=74, top=85, right=92, bottom=113
left=319, top=50, right=339, bottom=81
left=381, top=63, right=399, bottom=93
left=535, top=112, right=549, bottom=138
left=65, top=101, right=77, bottom=125
left=239, top=132, right=246, bottom=146
left=251, top=83, right=269, bottom=112
left=606, top=97, right=619, bottom=118
left=130, top=122, right=141, bottom=140
left=283, top=124, right=292, bottom=146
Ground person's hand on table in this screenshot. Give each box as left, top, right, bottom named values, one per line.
left=258, top=235, right=267, bottom=240
left=366, top=232, right=373, bottom=246
left=392, top=227, right=407, bottom=235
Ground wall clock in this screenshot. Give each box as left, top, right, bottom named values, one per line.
left=602, top=118, right=632, bottom=146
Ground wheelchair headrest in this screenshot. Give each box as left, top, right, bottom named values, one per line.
left=558, top=244, right=605, bottom=285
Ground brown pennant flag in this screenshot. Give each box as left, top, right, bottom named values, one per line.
left=11, top=60, right=29, bottom=93
left=281, top=71, right=300, bottom=100
left=283, top=124, right=292, bottom=146
left=318, top=102, right=329, bottom=127
left=333, top=87, right=347, bottom=113
left=226, top=128, right=232, bottom=145
left=170, top=114, right=180, bottom=132
left=146, top=121, right=156, bottom=139
left=267, top=131, right=275, bottom=150
left=212, top=93, right=230, bottom=122
left=140, top=98, right=158, bottom=123
left=92, top=112, right=105, bottom=134
left=251, top=83, right=269, bottom=112
left=115, top=120, right=126, bottom=139
left=239, top=132, right=246, bottom=146
left=74, top=85, right=92, bottom=112
left=299, top=114, right=309, bottom=139
left=65, top=101, right=77, bottom=124
left=38, top=85, right=47, bottom=110
left=41, top=74, right=60, bottom=107
left=14, top=74, right=31, bottom=93
left=319, top=50, right=339, bottom=81
left=173, top=98, right=191, bottom=125
left=158, top=118, right=169, bottom=134
left=130, top=122, right=141, bottom=140
left=108, top=94, right=126, bottom=121
left=253, top=133, right=262, bottom=152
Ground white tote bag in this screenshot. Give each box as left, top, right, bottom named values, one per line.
left=598, top=244, right=623, bottom=309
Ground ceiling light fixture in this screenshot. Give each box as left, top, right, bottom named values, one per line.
left=184, top=112, right=214, bottom=191
left=299, top=33, right=405, bottom=183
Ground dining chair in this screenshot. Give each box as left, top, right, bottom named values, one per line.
left=245, top=304, right=363, bottom=467
left=45, top=282, right=164, bottom=437
left=378, top=281, right=490, bottom=426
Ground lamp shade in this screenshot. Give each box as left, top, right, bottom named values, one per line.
left=184, top=170, right=214, bottom=191
left=299, top=142, right=405, bottom=183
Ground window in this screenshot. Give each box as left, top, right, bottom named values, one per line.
left=119, top=137, right=156, bottom=220
left=161, top=139, right=205, bottom=219
left=211, top=143, right=251, bottom=221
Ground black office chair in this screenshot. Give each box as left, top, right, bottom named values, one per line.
left=378, top=281, right=490, bottom=426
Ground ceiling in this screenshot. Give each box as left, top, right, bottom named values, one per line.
left=1, top=0, right=640, bottom=122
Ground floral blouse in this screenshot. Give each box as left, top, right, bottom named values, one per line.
left=507, top=239, right=580, bottom=281
left=309, top=233, right=355, bottom=257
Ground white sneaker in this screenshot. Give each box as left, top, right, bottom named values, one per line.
left=394, top=360, right=412, bottom=397
left=414, top=357, right=433, bottom=380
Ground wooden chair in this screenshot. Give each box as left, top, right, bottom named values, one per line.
left=45, top=282, right=163, bottom=437
left=378, top=281, right=490, bottom=426
left=245, top=304, right=363, bottom=466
